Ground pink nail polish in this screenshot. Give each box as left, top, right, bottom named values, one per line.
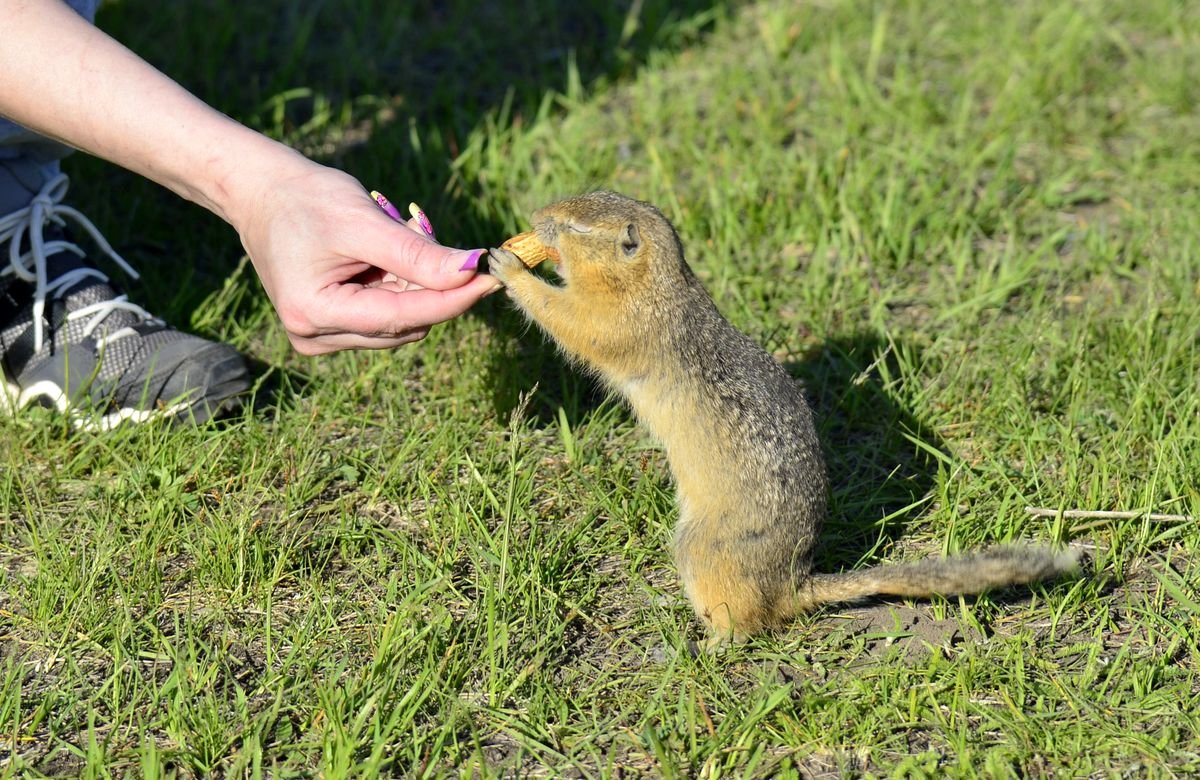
left=370, top=190, right=404, bottom=222
left=459, top=249, right=485, bottom=271
left=408, top=202, right=435, bottom=238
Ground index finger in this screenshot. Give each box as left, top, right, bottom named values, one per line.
left=351, top=202, right=484, bottom=291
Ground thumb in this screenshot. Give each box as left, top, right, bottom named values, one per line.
left=357, top=210, right=485, bottom=291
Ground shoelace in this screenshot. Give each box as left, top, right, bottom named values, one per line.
left=0, top=173, right=155, bottom=353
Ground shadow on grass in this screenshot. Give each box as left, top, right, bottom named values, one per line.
left=788, top=334, right=948, bottom=573
left=486, top=324, right=950, bottom=571
left=479, top=290, right=613, bottom=425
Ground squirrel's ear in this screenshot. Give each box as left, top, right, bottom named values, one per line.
left=620, top=223, right=641, bottom=258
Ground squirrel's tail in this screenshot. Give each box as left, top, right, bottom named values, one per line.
left=790, top=545, right=1081, bottom=613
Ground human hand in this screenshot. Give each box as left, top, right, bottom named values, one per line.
left=232, top=159, right=499, bottom=355
left=0, top=2, right=499, bottom=356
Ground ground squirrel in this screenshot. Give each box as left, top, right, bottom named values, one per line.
left=487, top=191, right=1080, bottom=645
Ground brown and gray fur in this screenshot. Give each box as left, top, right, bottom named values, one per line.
left=488, top=190, right=1079, bottom=645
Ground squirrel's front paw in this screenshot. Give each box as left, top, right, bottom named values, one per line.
left=486, top=247, right=528, bottom=288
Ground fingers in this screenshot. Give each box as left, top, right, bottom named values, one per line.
left=370, top=190, right=434, bottom=239
left=357, top=207, right=485, bottom=291
left=289, top=272, right=501, bottom=354
left=362, top=190, right=481, bottom=290
left=348, top=273, right=501, bottom=331
left=289, top=328, right=431, bottom=355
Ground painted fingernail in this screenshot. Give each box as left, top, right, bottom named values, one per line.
left=459, top=249, right=485, bottom=272
left=408, top=202, right=435, bottom=238
left=370, top=190, right=404, bottom=222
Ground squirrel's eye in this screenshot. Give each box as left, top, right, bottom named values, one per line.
left=620, top=223, right=641, bottom=257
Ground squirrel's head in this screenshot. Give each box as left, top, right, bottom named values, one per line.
left=530, top=191, right=688, bottom=298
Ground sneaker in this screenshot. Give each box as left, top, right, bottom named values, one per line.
left=0, top=172, right=251, bottom=429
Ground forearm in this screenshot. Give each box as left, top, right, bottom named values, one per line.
left=0, top=0, right=498, bottom=354
left=0, top=0, right=308, bottom=229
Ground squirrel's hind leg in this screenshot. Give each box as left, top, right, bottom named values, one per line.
left=679, top=556, right=770, bottom=647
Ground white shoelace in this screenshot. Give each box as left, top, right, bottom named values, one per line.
left=0, top=173, right=153, bottom=353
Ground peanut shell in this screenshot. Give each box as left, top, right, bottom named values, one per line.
left=500, top=231, right=559, bottom=268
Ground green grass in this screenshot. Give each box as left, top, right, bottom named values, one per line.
left=3, top=0, right=1199, bottom=775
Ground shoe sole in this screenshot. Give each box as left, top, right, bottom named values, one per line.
left=2, top=373, right=249, bottom=430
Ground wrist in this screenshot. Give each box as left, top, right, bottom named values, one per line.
left=171, top=121, right=317, bottom=231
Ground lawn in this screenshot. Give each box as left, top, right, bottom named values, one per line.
left=2, top=0, right=1199, bottom=776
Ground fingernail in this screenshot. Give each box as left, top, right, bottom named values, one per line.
left=485, top=281, right=505, bottom=296
left=370, top=190, right=404, bottom=222
left=408, top=202, right=435, bottom=238
left=459, top=248, right=485, bottom=271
